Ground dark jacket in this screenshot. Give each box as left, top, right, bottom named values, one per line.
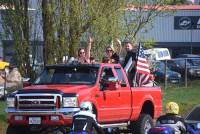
left=111, top=53, right=119, bottom=63
left=123, top=50, right=137, bottom=86
left=123, top=50, right=136, bottom=68
left=71, top=111, right=105, bottom=134
left=156, top=114, right=186, bottom=134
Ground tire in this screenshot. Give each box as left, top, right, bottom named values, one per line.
left=39, top=126, right=68, bottom=134
left=131, top=114, right=153, bottom=134
left=6, top=125, right=27, bottom=134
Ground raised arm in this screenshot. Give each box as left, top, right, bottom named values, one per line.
left=86, top=37, right=93, bottom=60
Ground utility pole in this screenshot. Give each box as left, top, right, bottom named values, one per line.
left=190, top=28, right=193, bottom=54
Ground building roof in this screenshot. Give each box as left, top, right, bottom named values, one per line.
left=126, top=5, right=200, bottom=11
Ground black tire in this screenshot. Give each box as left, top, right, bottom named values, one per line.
left=131, top=114, right=153, bottom=134
left=6, top=125, right=27, bottom=134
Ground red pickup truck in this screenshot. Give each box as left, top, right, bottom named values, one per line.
left=6, top=63, right=162, bottom=134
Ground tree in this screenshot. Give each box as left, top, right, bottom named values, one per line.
left=42, top=0, right=57, bottom=64
left=41, top=0, right=126, bottom=63
left=0, top=0, right=32, bottom=78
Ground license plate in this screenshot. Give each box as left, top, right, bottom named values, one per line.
left=29, top=117, right=41, bottom=124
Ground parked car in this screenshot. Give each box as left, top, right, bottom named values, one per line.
left=176, top=54, right=200, bottom=58
left=153, top=61, right=182, bottom=83
left=167, top=59, right=200, bottom=78
left=185, top=104, right=200, bottom=133
left=144, top=48, right=171, bottom=61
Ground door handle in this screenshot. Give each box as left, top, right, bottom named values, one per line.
left=118, top=92, right=120, bottom=97
left=95, top=94, right=100, bottom=98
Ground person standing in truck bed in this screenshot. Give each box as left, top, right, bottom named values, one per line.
left=102, top=46, right=119, bottom=64
left=77, top=37, right=93, bottom=64
left=123, top=41, right=137, bottom=86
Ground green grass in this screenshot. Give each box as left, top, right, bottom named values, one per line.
left=0, top=101, right=7, bottom=134
left=0, top=101, right=6, bottom=122
left=162, top=80, right=200, bottom=117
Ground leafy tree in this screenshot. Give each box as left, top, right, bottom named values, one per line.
left=0, top=0, right=32, bottom=78
left=41, top=0, right=126, bottom=63
left=143, top=38, right=156, bottom=49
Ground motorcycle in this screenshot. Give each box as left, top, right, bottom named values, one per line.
left=148, top=124, right=200, bottom=134
left=148, top=126, right=175, bottom=134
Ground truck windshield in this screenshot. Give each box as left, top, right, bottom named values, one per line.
left=34, top=66, right=99, bottom=85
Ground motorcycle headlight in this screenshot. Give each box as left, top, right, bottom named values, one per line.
left=63, top=97, right=78, bottom=107
left=7, top=97, right=15, bottom=108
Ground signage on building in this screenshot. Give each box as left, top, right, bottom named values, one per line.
left=174, top=16, right=200, bottom=30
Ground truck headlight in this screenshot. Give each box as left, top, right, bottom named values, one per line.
left=7, top=97, right=15, bottom=108
left=63, top=97, right=78, bottom=107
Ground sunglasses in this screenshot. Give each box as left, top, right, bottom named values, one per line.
left=106, top=49, right=112, bottom=52
left=79, top=51, right=85, bottom=54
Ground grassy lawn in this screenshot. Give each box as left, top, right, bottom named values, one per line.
left=0, top=101, right=7, bottom=134
left=162, top=80, right=200, bottom=116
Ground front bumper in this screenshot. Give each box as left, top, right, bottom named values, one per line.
left=6, top=107, right=80, bottom=125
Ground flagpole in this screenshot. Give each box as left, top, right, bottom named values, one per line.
left=133, top=43, right=141, bottom=87
left=133, top=72, right=137, bottom=87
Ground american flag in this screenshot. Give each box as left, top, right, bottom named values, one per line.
left=135, top=44, right=151, bottom=86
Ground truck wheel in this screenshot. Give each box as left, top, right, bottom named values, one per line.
left=6, top=125, right=27, bottom=134
left=132, top=114, right=153, bottom=134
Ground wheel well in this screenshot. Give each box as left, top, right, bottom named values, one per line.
left=141, top=101, right=154, bottom=118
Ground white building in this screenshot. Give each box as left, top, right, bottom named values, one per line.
left=138, top=5, right=200, bottom=57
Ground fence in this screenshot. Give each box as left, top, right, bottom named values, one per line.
left=152, top=58, right=200, bottom=89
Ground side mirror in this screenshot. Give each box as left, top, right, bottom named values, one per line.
left=22, top=77, right=31, bottom=87
left=23, top=81, right=31, bottom=87
left=104, top=77, right=120, bottom=90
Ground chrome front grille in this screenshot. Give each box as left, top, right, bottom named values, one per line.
left=16, top=94, right=62, bottom=110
